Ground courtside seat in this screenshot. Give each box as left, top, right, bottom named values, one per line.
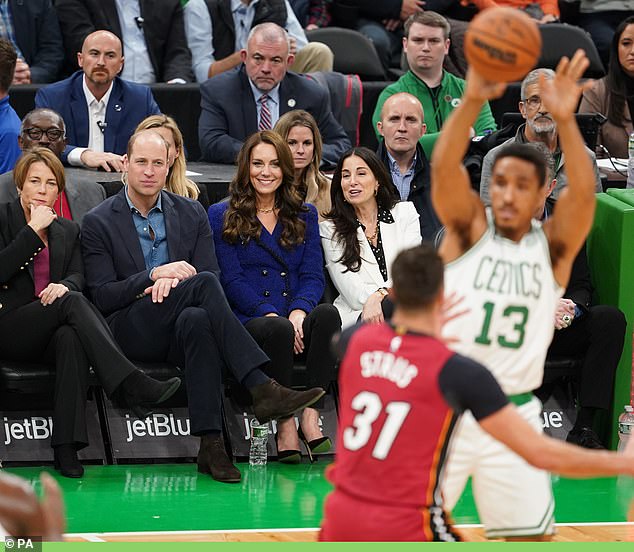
left=0, top=360, right=56, bottom=394
left=538, top=23, right=605, bottom=78
left=542, top=357, right=581, bottom=384
left=306, top=27, right=388, bottom=81
left=0, top=360, right=107, bottom=464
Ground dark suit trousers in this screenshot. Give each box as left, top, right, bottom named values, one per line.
left=546, top=305, right=626, bottom=410
left=107, top=272, right=269, bottom=435
left=0, top=291, right=137, bottom=447
left=244, top=304, right=341, bottom=398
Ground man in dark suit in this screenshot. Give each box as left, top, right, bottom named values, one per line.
left=81, top=130, right=325, bottom=483
left=0, top=108, right=105, bottom=224
left=198, top=22, right=349, bottom=167
left=533, top=150, right=626, bottom=449
left=54, top=0, right=193, bottom=83
left=34, top=31, right=161, bottom=172
left=376, top=92, right=441, bottom=242
left=2, top=0, right=64, bottom=83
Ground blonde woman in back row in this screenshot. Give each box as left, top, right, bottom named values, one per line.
left=135, top=115, right=200, bottom=200
left=274, top=110, right=331, bottom=221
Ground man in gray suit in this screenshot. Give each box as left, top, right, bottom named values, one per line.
left=0, top=108, right=105, bottom=223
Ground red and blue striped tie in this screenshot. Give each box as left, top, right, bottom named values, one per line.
left=259, top=94, right=272, bottom=130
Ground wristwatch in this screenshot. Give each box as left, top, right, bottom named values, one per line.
left=376, top=287, right=389, bottom=298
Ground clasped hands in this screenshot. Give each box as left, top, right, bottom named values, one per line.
left=144, top=261, right=197, bottom=303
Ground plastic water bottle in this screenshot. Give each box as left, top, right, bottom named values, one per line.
left=627, top=132, right=634, bottom=188
left=249, top=418, right=268, bottom=466
left=617, top=405, right=634, bottom=451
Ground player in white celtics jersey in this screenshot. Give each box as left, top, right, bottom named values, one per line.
left=431, top=51, right=597, bottom=540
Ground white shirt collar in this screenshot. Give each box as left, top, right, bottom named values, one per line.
left=82, top=74, right=114, bottom=110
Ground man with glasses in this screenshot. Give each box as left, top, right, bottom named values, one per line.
left=0, top=108, right=105, bottom=223
left=35, top=30, right=161, bottom=172
left=479, top=68, right=602, bottom=209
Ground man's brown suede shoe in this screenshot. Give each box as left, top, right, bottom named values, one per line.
left=197, top=434, right=241, bottom=483
left=251, top=380, right=325, bottom=423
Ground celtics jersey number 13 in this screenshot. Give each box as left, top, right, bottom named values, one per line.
left=442, top=215, right=563, bottom=395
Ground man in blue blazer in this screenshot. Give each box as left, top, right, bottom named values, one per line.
left=198, top=22, right=350, bottom=168
left=35, top=31, right=160, bottom=172
left=81, top=129, right=324, bottom=483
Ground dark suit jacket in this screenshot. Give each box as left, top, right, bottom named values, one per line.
left=198, top=65, right=351, bottom=167
left=544, top=203, right=592, bottom=311
left=80, top=189, right=219, bottom=318
left=0, top=171, right=105, bottom=225
left=564, top=244, right=593, bottom=312
left=34, top=72, right=161, bottom=162
left=9, top=0, right=64, bottom=83
left=0, top=199, right=83, bottom=319
left=54, top=0, right=193, bottom=82
left=376, top=140, right=441, bottom=243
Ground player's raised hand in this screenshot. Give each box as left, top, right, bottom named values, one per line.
left=464, top=67, right=508, bottom=104
left=539, top=49, right=593, bottom=122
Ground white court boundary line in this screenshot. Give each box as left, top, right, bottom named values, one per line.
left=68, top=522, right=634, bottom=541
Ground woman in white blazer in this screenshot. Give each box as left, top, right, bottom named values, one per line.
left=320, top=148, right=422, bottom=328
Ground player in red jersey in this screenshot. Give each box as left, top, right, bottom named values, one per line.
left=320, top=245, right=634, bottom=542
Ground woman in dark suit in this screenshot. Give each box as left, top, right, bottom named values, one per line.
left=208, top=131, right=341, bottom=463
left=0, top=148, right=180, bottom=478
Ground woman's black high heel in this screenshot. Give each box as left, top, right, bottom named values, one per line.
left=275, top=431, right=301, bottom=464
left=298, top=426, right=332, bottom=463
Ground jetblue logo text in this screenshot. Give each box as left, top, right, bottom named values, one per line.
left=3, top=417, right=52, bottom=445
left=125, top=413, right=190, bottom=442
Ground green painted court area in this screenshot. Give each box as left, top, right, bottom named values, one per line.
left=6, top=462, right=634, bottom=535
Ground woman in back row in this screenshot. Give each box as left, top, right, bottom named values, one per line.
left=579, top=16, right=634, bottom=182
left=274, top=110, right=332, bottom=220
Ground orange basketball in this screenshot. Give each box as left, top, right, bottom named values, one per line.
left=464, top=7, right=542, bottom=82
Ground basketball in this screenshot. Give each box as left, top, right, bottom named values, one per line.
left=464, top=7, right=542, bottom=82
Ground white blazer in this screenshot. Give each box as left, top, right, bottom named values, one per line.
left=320, top=201, right=422, bottom=328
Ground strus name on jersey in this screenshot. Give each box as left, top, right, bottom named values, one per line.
left=474, top=255, right=543, bottom=298
left=360, top=350, right=418, bottom=388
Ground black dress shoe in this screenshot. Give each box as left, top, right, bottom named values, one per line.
left=53, top=444, right=84, bottom=478
left=197, top=435, right=241, bottom=483
left=566, top=427, right=605, bottom=449
left=115, top=372, right=181, bottom=413
left=251, top=380, right=325, bottom=424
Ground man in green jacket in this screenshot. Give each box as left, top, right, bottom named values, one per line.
left=372, top=11, right=496, bottom=158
